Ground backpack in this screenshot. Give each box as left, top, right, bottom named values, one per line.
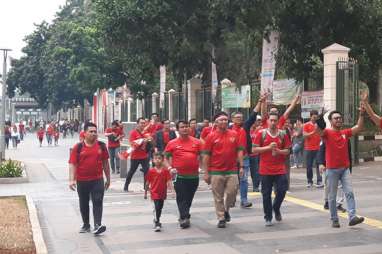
left=76, top=141, right=107, bottom=163
left=260, top=129, right=286, bottom=147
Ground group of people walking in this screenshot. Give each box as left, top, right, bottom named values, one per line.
left=69, top=91, right=379, bottom=235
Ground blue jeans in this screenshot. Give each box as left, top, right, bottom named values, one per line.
left=305, top=150, right=322, bottom=184
left=239, top=157, right=250, bottom=204
left=108, top=147, right=120, bottom=172
left=261, top=174, right=288, bottom=221
left=292, top=143, right=303, bottom=166
left=327, top=169, right=356, bottom=221
left=249, top=156, right=260, bottom=190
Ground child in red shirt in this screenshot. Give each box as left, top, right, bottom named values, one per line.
left=37, top=127, right=45, bottom=147
left=145, top=152, right=173, bottom=232
left=54, top=128, right=60, bottom=146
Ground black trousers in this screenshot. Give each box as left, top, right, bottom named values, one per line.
left=124, top=158, right=149, bottom=190
left=261, top=174, right=288, bottom=221
left=77, top=179, right=104, bottom=226
left=174, top=178, right=199, bottom=220
left=153, top=199, right=164, bottom=222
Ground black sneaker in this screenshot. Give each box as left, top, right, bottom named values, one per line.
left=275, top=212, right=282, bottom=222
left=217, top=220, right=226, bottom=228
left=79, top=224, right=90, bottom=233
left=93, top=224, right=106, bottom=235
left=224, top=211, right=231, bottom=222
left=349, top=216, right=364, bottom=226
left=324, top=201, right=329, bottom=210
left=337, top=204, right=346, bottom=213
left=253, top=188, right=260, bottom=192
left=179, top=219, right=190, bottom=229
left=240, top=202, right=253, bottom=208
left=332, top=220, right=340, bottom=228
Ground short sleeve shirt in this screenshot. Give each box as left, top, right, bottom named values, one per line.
left=165, top=136, right=201, bottom=176
left=145, top=168, right=171, bottom=200
left=105, top=127, right=124, bottom=148
left=322, top=128, right=352, bottom=169
left=68, top=142, right=109, bottom=181
left=253, top=130, right=291, bottom=175
left=303, top=122, right=320, bottom=150
left=202, top=129, right=244, bottom=173
left=129, top=129, right=148, bottom=160
left=261, top=114, right=287, bottom=129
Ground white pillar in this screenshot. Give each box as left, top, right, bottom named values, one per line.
left=152, top=92, right=158, bottom=114
left=321, top=43, right=350, bottom=111
left=168, top=89, right=176, bottom=121
left=127, top=97, right=133, bottom=122
left=136, top=98, right=143, bottom=118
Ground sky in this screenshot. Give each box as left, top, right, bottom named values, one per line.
left=0, top=0, right=67, bottom=71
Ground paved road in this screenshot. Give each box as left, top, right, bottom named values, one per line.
left=2, top=133, right=382, bottom=254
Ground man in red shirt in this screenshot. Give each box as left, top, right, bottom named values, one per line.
left=145, top=113, right=163, bottom=136
left=19, top=121, right=25, bottom=141
left=105, top=120, right=125, bottom=174
left=69, top=122, right=110, bottom=235
left=316, top=109, right=365, bottom=228
left=202, top=112, right=244, bottom=228
left=252, top=112, right=291, bottom=227
left=188, top=118, right=199, bottom=138
left=303, top=110, right=323, bottom=188
left=155, top=119, right=176, bottom=152
left=46, top=123, right=54, bottom=146
left=124, top=117, right=153, bottom=192
left=165, top=120, right=202, bottom=229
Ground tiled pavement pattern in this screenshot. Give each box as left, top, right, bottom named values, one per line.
left=1, top=134, right=382, bottom=254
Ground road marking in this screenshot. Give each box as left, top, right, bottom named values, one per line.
left=249, top=192, right=382, bottom=229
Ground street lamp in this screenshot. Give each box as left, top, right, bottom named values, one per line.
left=0, top=48, right=11, bottom=161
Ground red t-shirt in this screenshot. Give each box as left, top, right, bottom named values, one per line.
left=47, top=125, right=54, bottom=135
left=303, top=122, right=320, bottom=150
left=162, top=131, right=170, bottom=146
left=146, top=122, right=163, bottom=136
left=200, top=126, right=213, bottom=140
left=105, top=127, right=124, bottom=148
left=129, top=129, right=148, bottom=159
left=68, top=142, right=109, bottom=181
left=54, top=131, right=59, bottom=138
left=165, top=136, right=201, bottom=176
left=253, top=130, right=291, bottom=175
left=19, top=124, right=25, bottom=132
left=231, top=124, right=247, bottom=156
left=189, top=128, right=196, bottom=138
left=37, top=130, right=44, bottom=139
left=250, top=128, right=262, bottom=157
left=322, top=128, right=352, bottom=169
left=261, top=115, right=286, bottom=129
left=145, top=167, right=171, bottom=200
left=202, top=129, right=243, bottom=174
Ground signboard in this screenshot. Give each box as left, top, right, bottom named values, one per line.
left=260, top=31, right=279, bottom=96
left=301, top=90, right=324, bottom=119
left=272, top=79, right=302, bottom=105
left=222, top=84, right=251, bottom=108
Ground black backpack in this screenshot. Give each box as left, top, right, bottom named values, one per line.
left=76, top=141, right=107, bottom=163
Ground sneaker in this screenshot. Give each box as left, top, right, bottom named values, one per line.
left=315, top=182, right=324, bottom=188
left=275, top=212, right=282, bottom=222
left=265, top=220, right=273, bottom=227
left=291, top=165, right=297, bottom=169
left=349, top=216, right=364, bottom=226
left=93, top=224, right=106, bottom=235
left=240, top=202, right=253, bottom=208
left=117, top=170, right=120, bottom=174
left=307, top=183, right=313, bottom=188
left=332, top=220, right=340, bottom=228
left=224, top=211, right=231, bottom=222
left=154, top=222, right=162, bottom=232
left=217, top=220, right=226, bottom=228
left=179, top=218, right=190, bottom=229
left=324, top=201, right=329, bottom=210
left=253, top=188, right=260, bottom=192
left=79, top=224, right=90, bottom=233
left=337, top=204, right=346, bottom=213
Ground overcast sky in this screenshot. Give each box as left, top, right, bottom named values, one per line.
left=0, top=0, right=66, bottom=70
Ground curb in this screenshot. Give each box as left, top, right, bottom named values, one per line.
left=26, top=195, right=48, bottom=254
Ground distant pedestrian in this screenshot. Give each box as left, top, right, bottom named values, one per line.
left=37, top=127, right=44, bottom=147
left=202, top=112, right=244, bottom=228
left=11, top=125, right=20, bottom=149
left=54, top=127, right=60, bottom=146
left=252, top=112, right=291, bottom=227
left=19, top=121, right=25, bottom=141
left=105, top=120, right=125, bottom=174
left=164, top=120, right=202, bottom=229
left=69, top=122, right=110, bottom=235
left=145, top=152, right=173, bottom=232
left=155, top=119, right=176, bottom=152
left=4, top=124, right=11, bottom=149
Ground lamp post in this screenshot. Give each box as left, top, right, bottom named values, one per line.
left=0, top=48, right=11, bottom=161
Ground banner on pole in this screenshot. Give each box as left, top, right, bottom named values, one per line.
left=159, top=65, right=166, bottom=109
left=272, top=79, right=302, bottom=105
left=211, top=61, right=218, bottom=103
left=301, top=90, right=324, bottom=119
left=260, top=31, right=279, bottom=98
left=222, top=83, right=251, bottom=109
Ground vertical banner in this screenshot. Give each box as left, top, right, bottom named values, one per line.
left=211, top=61, right=218, bottom=103
left=159, top=65, right=166, bottom=109
left=92, top=93, right=97, bottom=125
left=260, top=31, right=279, bottom=98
